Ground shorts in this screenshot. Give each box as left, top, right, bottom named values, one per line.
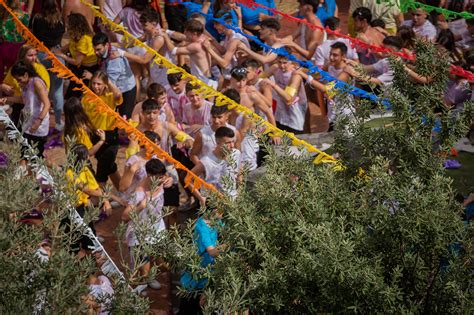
left=164, top=184, right=180, bottom=207
left=61, top=204, right=96, bottom=253
left=94, top=129, right=119, bottom=183
left=21, top=133, right=47, bottom=158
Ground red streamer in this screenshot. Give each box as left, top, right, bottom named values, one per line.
left=235, top=0, right=474, bottom=82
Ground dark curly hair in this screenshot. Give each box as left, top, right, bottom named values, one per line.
left=67, top=13, right=92, bottom=41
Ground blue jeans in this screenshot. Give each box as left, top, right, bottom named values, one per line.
left=38, top=51, right=64, bottom=125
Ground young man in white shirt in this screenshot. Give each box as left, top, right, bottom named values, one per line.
left=402, top=8, right=437, bottom=42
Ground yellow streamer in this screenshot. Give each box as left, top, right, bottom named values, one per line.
left=0, top=0, right=218, bottom=194
left=80, top=0, right=343, bottom=172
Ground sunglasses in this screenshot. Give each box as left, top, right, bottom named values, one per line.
left=231, top=67, right=248, bottom=75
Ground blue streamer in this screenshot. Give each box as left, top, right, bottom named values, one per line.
left=182, top=2, right=392, bottom=109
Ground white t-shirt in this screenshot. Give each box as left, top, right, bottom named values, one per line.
left=314, top=38, right=358, bottom=67
left=371, top=58, right=394, bottom=86
left=402, top=20, right=437, bottom=41
left=201, top=149, right=241, bottom=199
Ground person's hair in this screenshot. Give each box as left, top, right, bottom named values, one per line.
left=185, top=19, right=204, bottom=34
left=352, top=7, right=372, bottom=23
left=330, top=41, right=348, bottom=55
left=90, top=71, right=110, bottom=86
left=371, top=18, right=386, bottom=29
left=18, top=44, right=36, bottom=62
left=70, top=144, right=90, bottom=169
left=63, top=97, right=96, bottom=142
left=139, top=8, right=161, bottom=24
left=11, top=61, right=38, bottom=78
left=241, top=59, right=261, bottom=69
left=211, top=104, right=230, bottom=116
left=397, top=25, right=415, bottom=49
left=325, top=17, right=340, bottom=31
left=144, top=130, right=161, bottom=144
left=190, top=12, right=206, bottom=26
left=36, top=0, right=62, bottom=26
left=260, top=18, right=280, bottom=31
left=223, top=88, right=240, bottom=103
left=186, top=82, right=200, bottom=94
left=67, top=13, right=93, bottom=40
left=127, top=0, right=149, bottom=11
left=382, top=36, right=403, bottom=50
left=147, top=83, right=166, bottom=98
left=301, top=0, right=319, bottom=13
left=230, top=67, right=248, bottom=81
left=215, top=126, right=235, bottom=139
left=167, top=72, right=183, bottom=86
left=142, top=99, right=160, bottom=112
left=145, top=158, right=166, bottom=176
left=436, top=29, right=456, bottom=52
left=92, top=32, right=109, bottom=46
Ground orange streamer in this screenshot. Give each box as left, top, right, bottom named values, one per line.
left=0, top=0, right=217, bottom=193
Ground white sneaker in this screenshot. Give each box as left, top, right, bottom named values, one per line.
left=148, top=279, right=162, bottom=290
left=110, top=200, right=121, bottom=209
left=55, top=122, right=64, bottom=132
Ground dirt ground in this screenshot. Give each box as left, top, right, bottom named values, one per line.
left=42, top=1, right=351, bottom=313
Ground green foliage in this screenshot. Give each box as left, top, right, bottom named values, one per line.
left=0, top=141, right=149, bottom=313
left=159, top=40, right=474, bottom=313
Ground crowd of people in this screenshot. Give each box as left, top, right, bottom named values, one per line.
left=1, top=0, right=474, bottom=313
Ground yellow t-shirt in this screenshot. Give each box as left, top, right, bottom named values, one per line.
left=66, top=167, right=99, bottom=206
left=82, top=92, right=123, bottom=131
left=63, top=128, right=94, bottom=150
left=69, top=34, right=98, bottom=66
left=3, top=62, right=50, bottom=96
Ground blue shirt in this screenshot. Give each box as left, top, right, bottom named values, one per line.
left=101, top=47, right=136, bottom=93
left=316, top=0, right=336, bottom=26
left=239, top=0, right=276, bottom=27
left=180, top=217, right=219, bottom=290
left=184, top=1, right=203, bottom=19
left=295, top=0, right=337, bottom=26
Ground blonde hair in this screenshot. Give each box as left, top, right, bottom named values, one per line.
left=18, top=44, right=36, bottom=62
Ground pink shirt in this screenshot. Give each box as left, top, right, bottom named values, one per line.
left=183, top=100, right=212, bottom=126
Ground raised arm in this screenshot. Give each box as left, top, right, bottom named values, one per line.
left=237, top=42, right=278, bottom=65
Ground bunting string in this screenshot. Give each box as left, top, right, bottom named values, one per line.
left=0, top=106, right=126, bottom=283
left=80, top=0, right=343, bottom=170
left=188, top=6, right=392, bottom=110
left=380, top=0, right=474, bottom=20
left=234, top=0, right=474, bottom=83
left=0, top=0, right=218, bottom=193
